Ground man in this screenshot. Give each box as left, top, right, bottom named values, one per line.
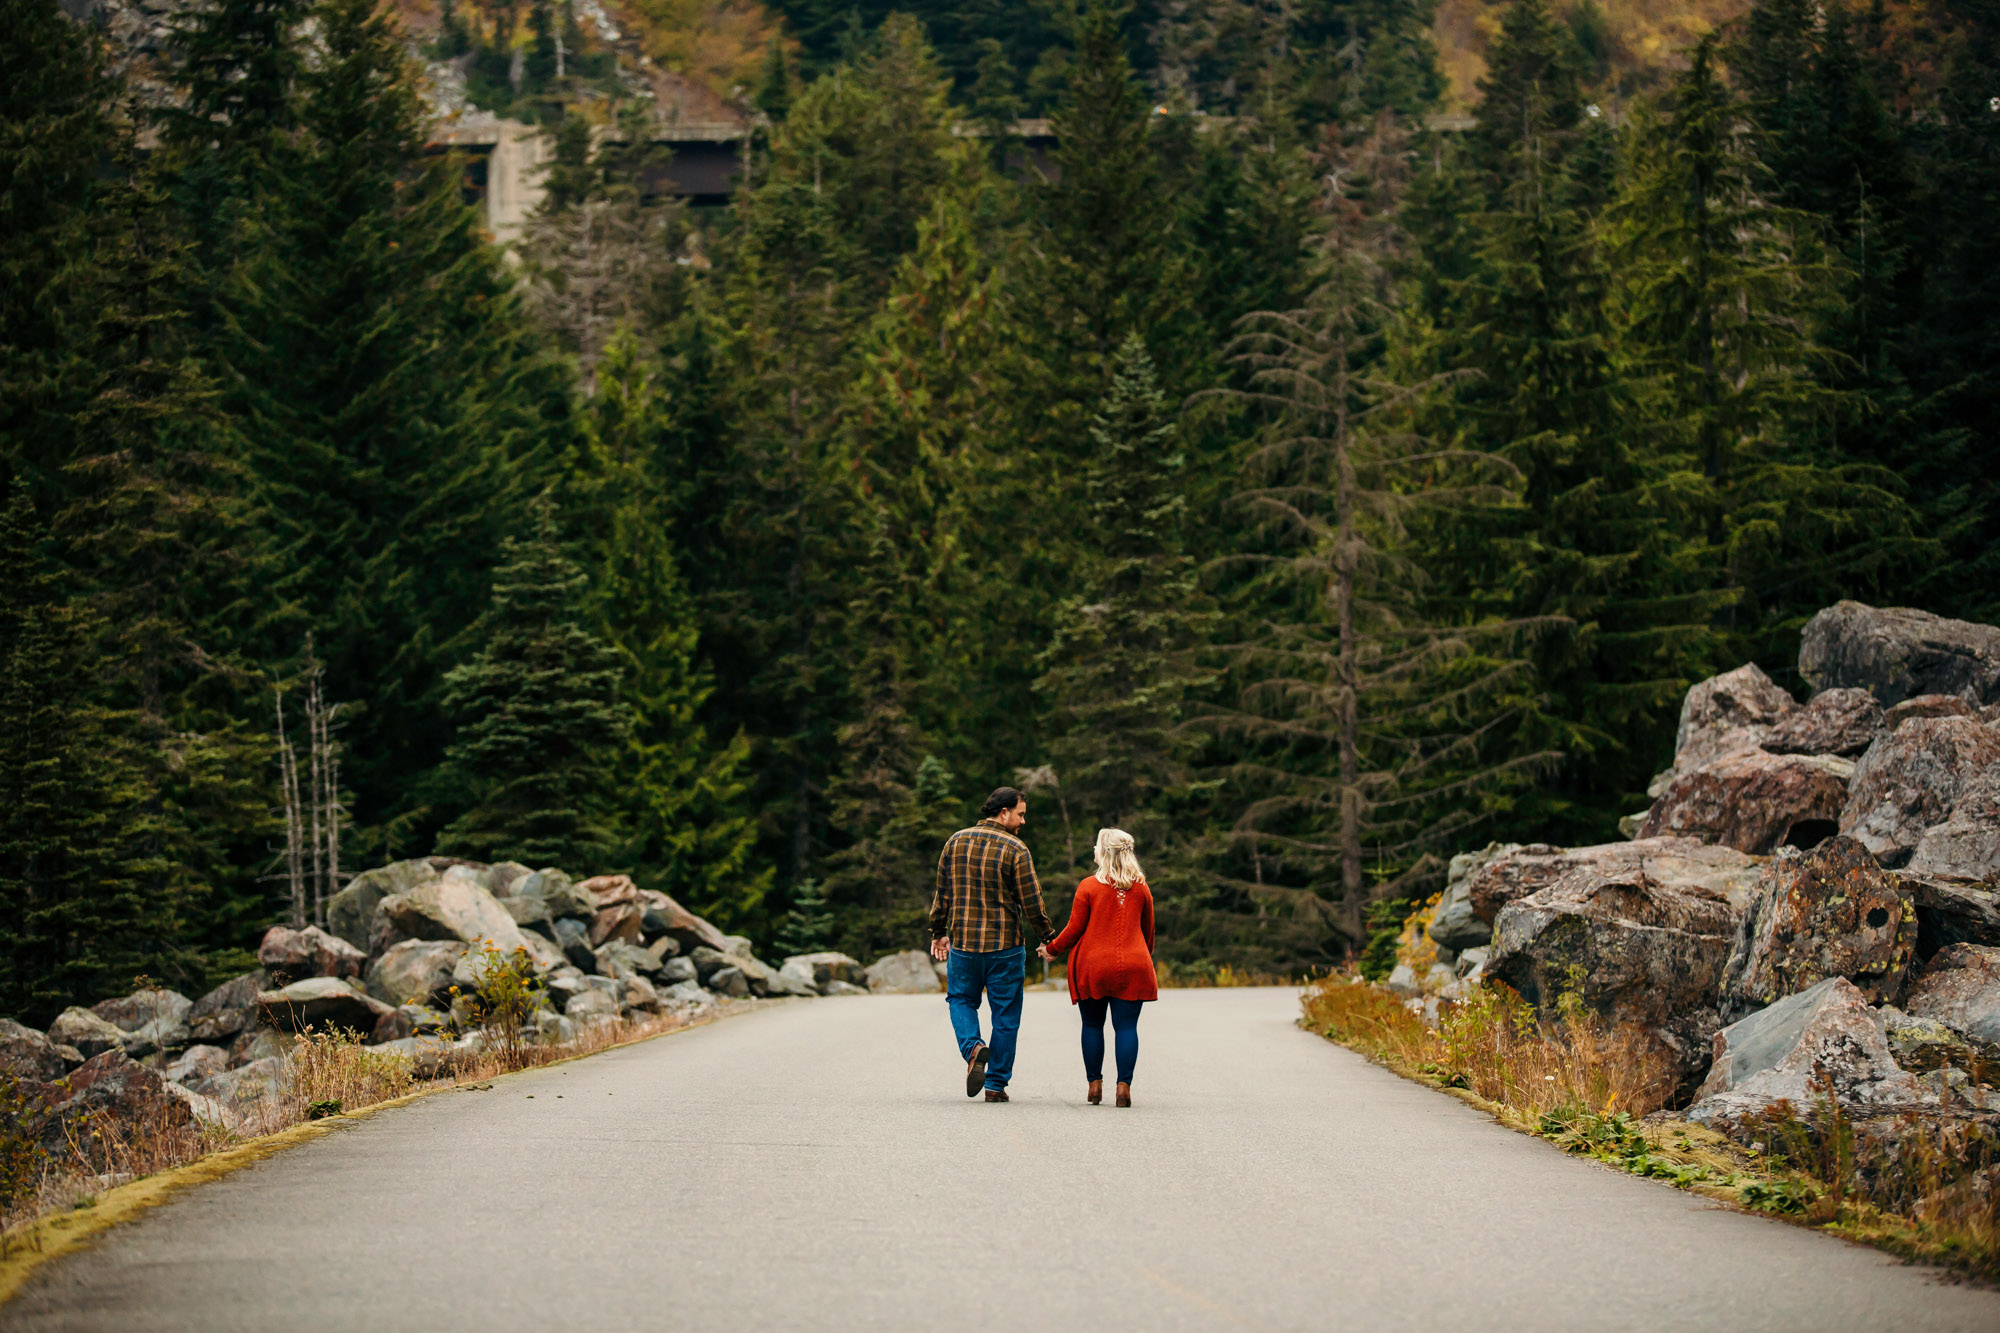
left=929, top=786, right=1055, bottom=1102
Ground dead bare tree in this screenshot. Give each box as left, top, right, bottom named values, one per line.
left=274, top=685, right=305, bottom=930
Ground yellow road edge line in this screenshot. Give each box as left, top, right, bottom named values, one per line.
left=0, top=1006, right=739, bottom=1308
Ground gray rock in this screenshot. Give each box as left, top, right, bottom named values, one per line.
left=780, top=951, right=868, bottom=990
left=823, top=980, right=869, bottom=996
left=93, top=987, right=193, bottom=1034
left=1800, top=600, right=2000, bottom=704
left=619, top=976, right=661, bottom=1013
left=596, top=940, right=663, bottom=981
left=1640, top=748, right=1853, bottom=855
left=163, top=1079, right=239, bottom=1131
left=0, top=1018, right=69, bottom=1081
left=1689, top=977, right=1926, bottom=1126
left=1453, top=948, right=1492, bottom=984
left=187, top=972, right=266, bottom=1044
left=777, top=958, right=825, bottom=995
left=659, top=980, right=717, bottom=1014
left=1466, top=838, right=1766, bottom=925
left=644, top=934, right=682, bottom=962
left=1429, top=845, right=1509, bottom=950
left=1489, top=859, right=1748, bottom=1087
left=765, top=968, right=818, bottom=998
left=190, top=1055, right=286, bottom=1112
left=256, top=977, right=395, bottom=1036
left=257, top=924, right=366, bottom=982
left=1840, top=716, right=2000, bottom=866
left=366, top=940, right=468, bottom=1008
left=1901, top=873, right=2000, bottom=957
left=727, top=953, right=782, bottom=997
left=531, top=1010, right=577, bottom=1045
left=1799, top=601, right=2000, bottom=707
left=1871, top=1006, right=1980, bottom=1074
left=866, top=950, right=945, bottom=994
left=563, top=988, right=620, bottom=1021
left=720, top=934, right=755, bottom=956
left=657, top=956, right=697, bottom=986
left=228, top=1028, right=291, bottom=1067
left=707, top=966, right=750, bottom=999
left=381, top=865, right=535, bottom=955
left=1720, top=836, right=1918, bottom=1020
left=1764, top=687, right=1885, bottom=757
left=371, top=1035, right=459, bottom=1079
left=1902, top=943, right=2000, bottom=1063
left=544, top=968, right=590, bottom=1013
left=48, top=1006, right=129, bottom=1059
left=1907, top=772, right=2000, bottom=882
left=1385, top=964, right=1421, bottom=999
left=503, top=895, right=553, bottom=929
left=1660, top=663, right=1800, bottom=794
left=688, top=946, right=732, bottom=984
left=162, top=1044, right=229, bottom=1085
left=551, top=918, right=598, bottom=973
left=506, top=868, right=595, bottom=923
left=485, top=862, right=534, bottom=897
left=641, top=895, right=733, bottom=955
left=33, top=1050, right=199, bottom=1161
left=327, top=859, right=440, bottom=950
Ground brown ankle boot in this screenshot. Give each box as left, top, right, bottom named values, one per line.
left=1087, top=1079, right=1102, bottom=1105
left=1115, top=1082, right=1132, bottom=1107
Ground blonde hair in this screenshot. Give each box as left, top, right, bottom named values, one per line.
left=1093, top=828, right=1144, bottom=889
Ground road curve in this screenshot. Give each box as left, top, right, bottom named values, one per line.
left=3, top=987, right=1995, bottom=1332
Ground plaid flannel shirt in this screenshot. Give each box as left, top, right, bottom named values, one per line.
left=929, top=819, right=1054, bottom=952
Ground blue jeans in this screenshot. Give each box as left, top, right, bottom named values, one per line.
left=1078, top=997, right=1143, bottom=1084
left=946, top=946, right=1025, bottom=1092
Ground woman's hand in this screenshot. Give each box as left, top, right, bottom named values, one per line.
left=1037, top=943, right=1054, bottom=960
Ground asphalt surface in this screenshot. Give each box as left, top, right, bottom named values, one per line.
left=5, top=987, right=1997, bottom=1332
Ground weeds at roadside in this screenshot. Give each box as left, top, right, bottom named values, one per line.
left=1301, top=972, right=2000, bottom=1283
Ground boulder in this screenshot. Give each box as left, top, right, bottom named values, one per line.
left=33, top=1050, right=199, bottom=1163
left=658, top=956, right=698, bottom=986
left=638, top=892, right=686, bottom=947
left=89, top=988, right=193, bottom=1061
left=589, top=902, right=644, bottom=948
left=371, top=1035, right=459, bottom=1080
left=1428, top=845, right=1507, bottom=951
left=1885, top=693, right=1979, bottom=729
left=824, top=980, right=869, bottom=997
left=484, top=862, right=533, bottom=897
left=1907, top=772, right=2000, bottom=883
left=1902, top=943, right=2000, bottom=1064
left=721, top=934, right=755, bottom=956
left=532, top=1011, right=578, bottom=1046
left=365, top=940, right=468, bottom=1007
left=619, top=976, right=661, bottom=1014
left=727, top=953, right=782, bottom=998
left=1871, top=1006, right=1980, bottom=1074
left=380, top=867, right=533, bottom=955
left=1798, top=601, right=2000, bottom=707
left=1639, top=749, right=1852, bottom=855
left=0, top=1019, right=70, bottom=1081
left=327, top=859, right=440, bottom=950
left=228, top=1028, right=291, bottom=1067
left=504, top=895, right=553, bottom=929
left=1660, top=663, right=1800, bottom=792
left=707, top=966, right=750, bottom=999
left=781, top=952, right=868, bottom=990
left=190, top=1055, right=287, bottom=1112
left=509, top=868, right=597, bottom=922
left=596, top=941, right=663, bottom=981
left=1489, top=861, right=1746, bottom=1082
left=1720, top=836, right=1918, bottom=1019
left=187, top=972, right=267, bottom=1044
left=164, top=1080, right=239, bottom=1132
left=644, top=933, right=682, bottom=962
left=647, top=894, right=734, bottom=955
left=48, top=1006, right=130, bottom=1059
left=1688, top=977, right=1926, bottom=1126
left=1466, top=838, right=1764, bottom=925
left=1902, top=873, right=2000, bottom=959
left=550, top=918, right=598, bottom=972
left=257, top=924, right=367, bottom=982
left=866, top=950, right=946, bottom=994
left=162, top=1044, right=230, bottom=1085
left=659, top=980, right=718, bottom=1014
left=544, top=971, right=590, bottom=1013
left=1840, top=716, right=2000, bottom=866
left=687, top=946, right=733, bottom=984
left=765, top=968, right=818, bottom=998
left=1763, top=687, right=1885, bottom=758
left=563, top=988, right=620, bottom=1021
left=256, top=977, right=396, bottom=1035
left=578, top=874, right=640, bottom=906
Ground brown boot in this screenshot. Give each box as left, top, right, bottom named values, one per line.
left=1115, top=1082, right=1131, bottom=1108
left=964, top=1043, right=988, bottom=1099
left=1087, top=1080, right=1102, bottom=1105
left=984, top=1088, right=1010, bottom=1102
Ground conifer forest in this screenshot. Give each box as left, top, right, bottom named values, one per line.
left=4, top=0, right=1997, bottom=1022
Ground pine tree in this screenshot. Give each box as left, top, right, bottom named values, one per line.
left=438, top=496, right=635, bottom=869
left=1035, top=335, right=1210, bottom=833
left=773, top=878, right=834, bottom=957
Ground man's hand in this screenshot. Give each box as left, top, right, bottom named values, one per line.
left=930, top=936, right=949, bottom=962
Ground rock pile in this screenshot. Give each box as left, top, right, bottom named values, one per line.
left=1419, top=600, right=2000, bottom=1128
left=2, top=858, right=947, bottom=1158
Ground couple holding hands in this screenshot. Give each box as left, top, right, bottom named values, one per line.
left=927, top=786, right=1157, bottom=1107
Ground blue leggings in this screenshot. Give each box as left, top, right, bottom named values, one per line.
left=1078, top=997, right=1143, bottom=1084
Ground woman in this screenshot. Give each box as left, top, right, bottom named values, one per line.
left=1041, top=828, right=1158, bottom=1107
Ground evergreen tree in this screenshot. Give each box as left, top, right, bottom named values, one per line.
left=1035, top=335, right=1209, bottom=833
left=773, top=878, right=834, bottom=957
left=438, top=497, right=635, bottom=868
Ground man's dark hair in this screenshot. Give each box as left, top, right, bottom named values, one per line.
left=979, top=787, right=1025, bottom=819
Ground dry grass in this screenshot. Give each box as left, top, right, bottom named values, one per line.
left=1158, top=962, right=1304, bottom=988
left=1302, top=972, right=2000, bottom=1283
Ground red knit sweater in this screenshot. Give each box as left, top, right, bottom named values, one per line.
left=1048, top=876, right=1158, bottom=1003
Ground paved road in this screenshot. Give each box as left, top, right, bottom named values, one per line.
left=5, top=988, right=1997, bottom=1331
